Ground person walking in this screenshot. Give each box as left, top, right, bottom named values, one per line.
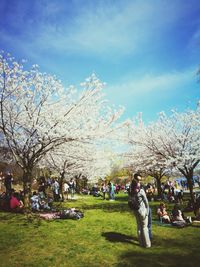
left=128, top=173, right=151, bottom=248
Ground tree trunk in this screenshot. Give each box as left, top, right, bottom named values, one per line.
left=22, top=169, right=33, bottom=210
left=155, top=175, right=162, bottom=198
left=179, top=167, right=195, bottom=215
left=83, top=177, right=88, bottom=189
left=75, top=175, right=81, bottom=193
left=186, top=174, right=195, bottom=212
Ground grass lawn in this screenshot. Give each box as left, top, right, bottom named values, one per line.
left=0, top=193, right=200, bottom=267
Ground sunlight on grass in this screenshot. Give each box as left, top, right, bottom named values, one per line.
left=0, top=193, right=200, bottom=267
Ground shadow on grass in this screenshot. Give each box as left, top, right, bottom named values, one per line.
left=102, top=231, right=139, bottom=245
left=116, top=234, right=200, bottom=267
left=116, top=250, right=200, bottom=267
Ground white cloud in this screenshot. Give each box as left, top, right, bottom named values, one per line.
left=41, top=1, right=178, bottom=55
left=1, top=0, right=199, bottom=61
left=107, top=67, right=197, bottom=99
left=104, top=67, right=199, bottom=121
left=3, top=0, right=186, bottom=57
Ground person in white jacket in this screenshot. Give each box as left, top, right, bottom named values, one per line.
left=129, top=173, right=151, bottom=248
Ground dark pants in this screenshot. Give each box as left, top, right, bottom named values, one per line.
left=5, top=183, right=12, bottom=196
left=148, top=208, right=152, bottom=240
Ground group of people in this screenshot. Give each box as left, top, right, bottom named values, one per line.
left=37, top=177, right=76, bottom=202
left=0, top=187, right=51, bottom=213
left=0, top=173, right=78, bottom=212
left=161, top=187, right=184, bottom=204
left=90, top=182, right=122, bottom=200
left=157, top=202, right=192, bottom=227
left=101, top=181, right=116, bottom=200
left=0, top=189, right=24, bottom=212
left=0, top=172, right=24, bottom=212
left=1, top=170, right=199, bottom=249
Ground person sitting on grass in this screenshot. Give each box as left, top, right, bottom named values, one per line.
left=167, top=191, right=175, bottom=203
left=183, top=199, right=194, bottom=212
left=157, top=202, right=171, bottom=223
left=30, top=191, right=40, bottom=211
left=10, top=191, right=24, bottom=213
left=171, top=204, right=192, bottom=227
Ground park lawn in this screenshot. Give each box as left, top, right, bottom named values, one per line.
left=0, top=194, right=200, bottom=267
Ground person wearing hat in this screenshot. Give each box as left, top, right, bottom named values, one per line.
left=129, top=173, right=151, bottom=248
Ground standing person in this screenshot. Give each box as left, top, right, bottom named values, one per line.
left=69, top=178, right=75, bottom=199
left=4, top=172, right=13, bottom=196
left=108, top=181, right=115, bottom=201
left=52, top=179, right=60, bottom=202
left=128, top=173, right=151, bottom=248
left=101, top=182, right=107, bottom=200
left=0, top=172, right=5, bottom=192
left=63, top=180, right=69, bottom=200
left=38, top=176, right=46, bottom=196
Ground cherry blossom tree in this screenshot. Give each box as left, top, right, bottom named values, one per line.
left=127, top=105, right=200, bottom=205
left=124, top=145, right=170, bottom=197
left=41, top=140, right=116, bottom=200
left=0, top=51, right=124, bottom=208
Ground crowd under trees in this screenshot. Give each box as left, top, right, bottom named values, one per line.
left=0, top=51, right=199, bottom=208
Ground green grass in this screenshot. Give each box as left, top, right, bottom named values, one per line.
left=0, top=193, right=200, bottom=267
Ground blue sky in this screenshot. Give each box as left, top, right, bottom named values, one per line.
left=0, top=0, right=199, bottom=122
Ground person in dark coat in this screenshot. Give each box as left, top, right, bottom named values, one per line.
left=4, top=172, right=13, bottom=196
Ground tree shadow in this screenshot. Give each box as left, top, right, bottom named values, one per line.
left=116, top=250, right=200, bottom=267
left=115, top=234, right=200, bottom=267
left=102, top=231, right=139, bottom=245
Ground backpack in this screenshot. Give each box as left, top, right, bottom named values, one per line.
left=128, top=189, right=143, bottom=210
